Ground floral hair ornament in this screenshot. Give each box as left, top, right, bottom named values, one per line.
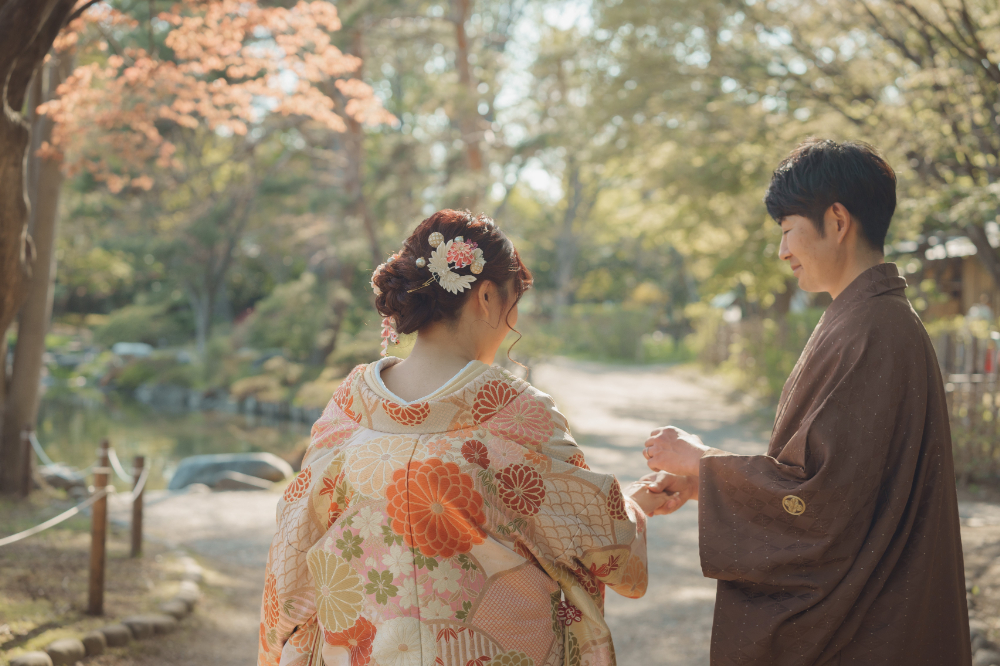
left=371, top=254, right=401, bottom=357
left=409, top=232, right=487, bottom=294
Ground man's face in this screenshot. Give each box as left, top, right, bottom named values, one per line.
left=778, top=212, right=840, bottom=293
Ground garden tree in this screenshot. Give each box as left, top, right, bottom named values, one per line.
left=36, top=0, right=391, bottom=355
left=582, top=0, right=812, bottom=308
left=590, top=0, right=1000, bottom=302
left=729, top=0, right=1000, bottom=291
left=0, top=0, right=390, bottom=495
left=3, top=48, right=74, bottom=499
left=0, top=0, right=85, bottom=495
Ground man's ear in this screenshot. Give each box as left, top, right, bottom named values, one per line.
left=830, top=202, right=852, bottom=244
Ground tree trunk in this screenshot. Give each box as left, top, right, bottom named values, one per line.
left=338, top=18, right=381, bottom=267
left=1, top=53, right=68, bottom=496
left=553, top=159, right=582, bottom=325
left=452, top=0, right=483, bottom=207
left=0, top=0, right=77, bottom=495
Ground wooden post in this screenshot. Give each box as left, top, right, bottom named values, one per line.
left=19, top=429, right=31, bottom=498
left=88, top=439, right=110, bottom=615
left=131, top=455, right=144, bottom=558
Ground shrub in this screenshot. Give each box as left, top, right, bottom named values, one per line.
left=244, top=273, right=328, bottom=361
left=94, top=302, right=193, bottom=347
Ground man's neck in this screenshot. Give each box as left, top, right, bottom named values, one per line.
left=829, top=254, right=885, bottom=300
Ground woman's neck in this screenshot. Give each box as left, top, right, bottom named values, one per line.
left=380, top=323, right=485, bottom=402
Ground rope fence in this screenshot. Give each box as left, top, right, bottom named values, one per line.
left=0, top=436, right=151, bottom=615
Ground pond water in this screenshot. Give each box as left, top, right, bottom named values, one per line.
left=35, top=390, right=312, bottom=491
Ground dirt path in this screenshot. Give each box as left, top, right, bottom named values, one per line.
left=531, top=360, right=772, bottom=666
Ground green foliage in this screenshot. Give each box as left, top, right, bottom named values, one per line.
left=695, top=309, right=826, bottom=402
left=243, top=273, right=328, bottom=362
left=94, top=302, right=193, bottom=347
left=115, top=357, right=197, bottom=391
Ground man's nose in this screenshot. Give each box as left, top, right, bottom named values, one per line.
left=778, top=234, right=791, bottom=261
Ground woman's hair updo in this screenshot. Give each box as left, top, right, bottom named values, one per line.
left=373, top=209, right=533, bottom=335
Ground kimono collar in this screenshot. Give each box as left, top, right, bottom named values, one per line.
left=331, top=360, right=530, bottom=434
left=831, top=262, right=907, bottom=306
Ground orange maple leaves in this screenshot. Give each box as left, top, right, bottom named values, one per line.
left=39, top=0, right=394, bottom=193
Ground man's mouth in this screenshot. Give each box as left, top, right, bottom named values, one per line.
left=791, top=264, right=802, bottom=274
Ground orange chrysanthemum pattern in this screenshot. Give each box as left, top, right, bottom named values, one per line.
left=263, top=571, right=280, bottom=626
left=566, top=452, right=590, bottom=470
left=496, top=464, right=546, bottom=516
left=386, top=458, right=486, bottom=557
left=283, top=467, right=312, bottom=503
left=325, top=616, right=377, bottom=666
left=312, top=411, right=360, bottom=449
left=488, top=393, right=554, bottom=447
left=384, top=401, right=431, bottom=426
left=259, top=623, right=273, bottom=658
left=471, top=380, right=519, bottom=423
left=461, top=439, right=490, bottom=469
left=333, top=369, right=363, bottom=423
left=606, top=479, right=630, bottom=521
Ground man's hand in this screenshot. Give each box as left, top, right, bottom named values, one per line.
left=638, top=471, right=698, bottom=506
left=624, top=471, right=697, bottom=516
left=643, top=426, right=711, bottom=477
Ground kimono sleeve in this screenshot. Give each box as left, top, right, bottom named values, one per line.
left=511, top=388, right=651, bottom=600
left=697, top=325, right=917, bottom=587
left=257, top=454, right=333, bottom=665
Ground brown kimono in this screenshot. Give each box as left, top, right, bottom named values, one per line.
left=699, top=263, right=970, bottom=665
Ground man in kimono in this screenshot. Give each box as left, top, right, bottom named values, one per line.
left=644, top=139, right=971, bottom=665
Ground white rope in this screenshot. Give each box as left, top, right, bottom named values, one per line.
left=28, top=431, right=55, bottom=467
left=118, top=465, right=151, bottom=504
left=0, top=486, right=112, bottom=548
left=107, top=447, right=134, bottom=483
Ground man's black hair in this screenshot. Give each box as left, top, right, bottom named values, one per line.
left=764, top=138, right=897, bottom=253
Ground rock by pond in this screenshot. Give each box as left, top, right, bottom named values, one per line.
left=168, top=452, right=292, bottom=490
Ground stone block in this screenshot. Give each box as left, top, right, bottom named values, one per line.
left=121, top=616, right=155, bottom=639
left=44, top=638, right=85, bottom=665
left=99, top=624, right=132, bottom=647
left=81, top=630, right=106, bottom=656
left=149, top=613, right=179, bottom=634
left=10, top=652, right=53, bottom=666
left=159, top=599, right=190, bottom=620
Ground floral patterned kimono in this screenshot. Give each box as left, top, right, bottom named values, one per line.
left=259, top=358, right=650, bottom=666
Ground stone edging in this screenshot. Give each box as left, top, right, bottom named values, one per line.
left=9, top=555, right=204, bottom=666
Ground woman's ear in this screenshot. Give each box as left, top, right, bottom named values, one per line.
left=474, top=280, right=493, bottom=317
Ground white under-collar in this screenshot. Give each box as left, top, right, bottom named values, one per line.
left=373, top=357, right=480, bottom=405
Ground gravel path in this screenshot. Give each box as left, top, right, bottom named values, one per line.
left=107, top=360, right=774, bottom=665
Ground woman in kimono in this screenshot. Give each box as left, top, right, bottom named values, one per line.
left=259, top=209, right=677, bottom=666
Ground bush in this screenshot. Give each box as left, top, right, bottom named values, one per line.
left=94, top=302, right=193, bottom=347
left=244, top=273, right=328, bottom=361
left=114, top=357, right=197, bottom=391
left=693, top=308, right=825, bottom=402
left=327, top=331, right=383, bottom=373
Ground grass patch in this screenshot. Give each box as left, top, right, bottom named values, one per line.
left=0, top=494, right=184, bottom=662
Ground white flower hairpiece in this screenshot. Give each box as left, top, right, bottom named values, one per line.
left=425, top=236, right=486, bottom=294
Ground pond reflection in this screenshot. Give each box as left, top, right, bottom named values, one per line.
left=36, top=389, right=312, bottom=490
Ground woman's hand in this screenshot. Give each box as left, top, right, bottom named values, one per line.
left=624, top=474, right=687, bottom=517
